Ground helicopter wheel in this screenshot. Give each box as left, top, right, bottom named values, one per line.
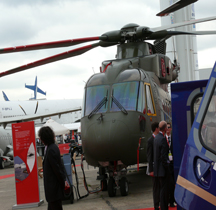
left=99, top=167, right=107, bottom=191
left=120, top=177, right=129, bottom=196
left=101, top=179, right=107, bottom=191
left=108, top=177, right=116, bottom=197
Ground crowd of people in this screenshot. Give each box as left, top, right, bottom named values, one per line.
left=147, top=121, right=176, bottom=210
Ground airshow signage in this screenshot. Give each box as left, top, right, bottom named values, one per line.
left=12, top=121, right=43, bottom=209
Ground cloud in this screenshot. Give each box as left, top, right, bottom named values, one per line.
left=0, top=0, right=215, bottom=101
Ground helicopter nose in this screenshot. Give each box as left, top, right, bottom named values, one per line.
left=82, top=118, right=132, bottom=165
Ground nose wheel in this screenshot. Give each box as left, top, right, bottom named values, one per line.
left=120, top=177, right=129, bottom=196
left=107, top=176, right=129, bottom=197
left=108, top=177, right=117, bottom=197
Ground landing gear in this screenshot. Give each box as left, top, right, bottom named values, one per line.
left=99, top=161, right=129, bottom=197
left=0, top=158, right=4, bottom=169
left=120, top=177, right=129, bottom=196
left=108, top=177, right=117, bottom=197
left=101, top=179, right=107, bottom=191
left=98, top=167, right=108, bottom=191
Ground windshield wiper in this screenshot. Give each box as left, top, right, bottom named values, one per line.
left=111, top=95, right=128, bottom=115
left=88, top=96, right=108, bottom=119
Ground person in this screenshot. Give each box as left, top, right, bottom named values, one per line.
left=64, top=134, right=67, bottom=143
left=38, top=126, right=65, bottom=210
left=153, top=121, right=169, bottom=210
left=74, top=132, right=78, bottom=144
left=147, top=122, right=160, bottom=210
left=166, top=122, right=175, bottom=207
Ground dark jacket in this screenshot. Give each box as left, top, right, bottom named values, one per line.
left=43, top=143, right=65, bottom=202
left=147, top=135, right=154, bottom=173
left=153, top=132, right=169, bottom=177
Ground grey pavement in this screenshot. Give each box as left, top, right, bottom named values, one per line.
left=0, top=158, right=154, bottom=210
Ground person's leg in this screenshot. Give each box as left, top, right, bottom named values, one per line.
left=169, top=172, right=175, bottom=206
left=153, top=177, right=160, bottom=210
left=48, top=199, right=63, bottom=210
left=159, top=176, right=169, bottom=210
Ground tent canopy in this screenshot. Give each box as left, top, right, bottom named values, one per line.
left=35, top=119, right=69, bottom=138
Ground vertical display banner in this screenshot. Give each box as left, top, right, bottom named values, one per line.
left=12, top=121, right=43, bottom=209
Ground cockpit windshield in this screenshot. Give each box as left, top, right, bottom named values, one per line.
left=85, top=85, right=109, bottom=116
left=111, top=81, right=139, bottom=112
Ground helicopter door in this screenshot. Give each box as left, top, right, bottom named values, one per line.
left=175, top=63, right=216, bottom=209
left=144, top=83, right=156, bottom=116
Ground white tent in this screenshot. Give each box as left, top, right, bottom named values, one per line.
left=35, top=119, right=69, bottom=138
left=62, top=122, right=81, bottom=132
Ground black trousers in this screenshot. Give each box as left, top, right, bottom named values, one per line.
left=152, top=177, right=160, bottom=209
left=154, top=173, right=169, bottom=210
left=48, top=199, right=63, bottom=210
left=169, top=168, right=175, bottom=204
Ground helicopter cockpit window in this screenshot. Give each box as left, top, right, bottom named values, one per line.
left=111, top=81, right=139, bottom=112
left=85, top=85, right=109, bottom=116
left=137, top=82, right=145, bottom=113
left=200, top=89, right=216, bottom=153
left=145, top=83, right=156, bottom=115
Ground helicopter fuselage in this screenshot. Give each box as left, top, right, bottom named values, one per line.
left=81, top=42, right=173, bottom=169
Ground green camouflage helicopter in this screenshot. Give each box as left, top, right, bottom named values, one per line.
left=0, top=0, right=216, bottom=197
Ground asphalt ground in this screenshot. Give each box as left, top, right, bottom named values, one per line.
left=0, top=157, right=154, bottom=210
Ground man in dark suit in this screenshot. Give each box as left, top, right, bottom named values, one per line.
left=38, top=126, right=65, bottom=210
left=166, top=122, right=175, bottom=207
left=147, top=122, right=160, bottom=210
left=153, top=121, right=169, bottom=210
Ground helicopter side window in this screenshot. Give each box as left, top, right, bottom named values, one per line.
left=191, top=95, right=203, bottom=125
left=111, top=81, right=139, bottom=112
left=85, top=85, right=109, bottom=116
left=200, top=90, right=216, bottom=153
left=145, top=83, right=156, bottom=115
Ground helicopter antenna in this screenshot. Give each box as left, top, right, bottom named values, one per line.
left=172, top=36, right=177, bottom=64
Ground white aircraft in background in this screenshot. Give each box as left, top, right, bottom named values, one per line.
left=0, top=98, right=82, bottom=169
left=0, top=98, right=82, bottom=128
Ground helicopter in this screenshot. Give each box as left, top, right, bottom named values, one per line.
left=1, top=1, right=216, bottom=197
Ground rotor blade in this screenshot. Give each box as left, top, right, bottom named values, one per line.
left=0, top=43, right=100, bottom=78
left=0, top=36, right=107, bottom=54
left=0, top=41, right=118, bottom=78
left=148, top=30, right=216, bottom=41
left=157, top=0, right=198, bottom=17
left=193, top=31, right=216, bottom=35
left=146, top=30, right=196, bottom=40
left=152, top=16, right=216, bottom=32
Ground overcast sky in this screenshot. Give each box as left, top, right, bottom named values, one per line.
left=0, top=0, right=215, bottom=101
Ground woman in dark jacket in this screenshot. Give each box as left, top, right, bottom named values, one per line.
left=38, top=126, right=65, bottom=210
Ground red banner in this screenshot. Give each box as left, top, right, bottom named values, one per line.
left=12, top=121, right=40, bottom=205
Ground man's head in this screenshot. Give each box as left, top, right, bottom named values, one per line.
left=159, top=121, right=167, bottom=134
left=151, top=122, right=159, bottom=134
left=167, top=122, right=172, bottom=135
left=38, top=126, right=55, bottom=146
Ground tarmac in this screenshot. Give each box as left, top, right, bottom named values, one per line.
left=0, top=157, right=155, bottom=210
